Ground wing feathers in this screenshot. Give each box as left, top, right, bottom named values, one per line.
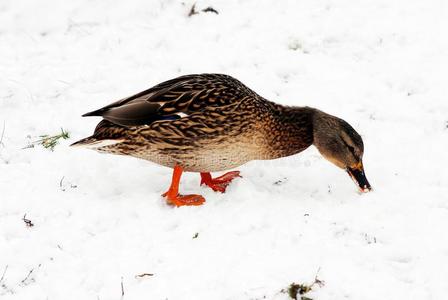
left=81, top=74, right=257, bottom=127
left=100, top=101, right=162, bottom=126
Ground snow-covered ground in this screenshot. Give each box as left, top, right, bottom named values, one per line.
left=1, top=0, right=448, bottom=299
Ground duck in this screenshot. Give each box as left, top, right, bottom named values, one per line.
left=72, top=73, right=371, bottom=206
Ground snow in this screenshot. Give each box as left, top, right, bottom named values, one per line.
left=1, top=0, right=448, bottom=299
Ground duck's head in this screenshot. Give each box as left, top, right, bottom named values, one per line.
left=313, top=110, right=371, bottom=193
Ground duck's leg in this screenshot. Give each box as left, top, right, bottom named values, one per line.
left=162, top=165, right=205, bottom=207
left=200, top=171, right=241, bottom=193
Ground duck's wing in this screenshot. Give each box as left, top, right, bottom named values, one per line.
left=82, top=74, right=257, bottom=127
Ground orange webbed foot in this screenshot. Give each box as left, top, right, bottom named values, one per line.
left=162, top=165, right=206, bottom=207
left=200, top=171, right=241, bottom=193
left=162, top=192, right=205, bottom=207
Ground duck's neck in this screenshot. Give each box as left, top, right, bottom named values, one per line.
left=264, top=103, right=315, bottom=158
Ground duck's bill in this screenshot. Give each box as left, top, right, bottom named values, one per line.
left=347, top=165, right=371, bottom=193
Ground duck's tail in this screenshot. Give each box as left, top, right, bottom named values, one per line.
left=70, top=137, right=125, bottom=149
left=70, top=120, right=127, bottom=149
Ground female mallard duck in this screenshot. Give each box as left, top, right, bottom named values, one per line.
left=72, top=73, right=371, bottom=206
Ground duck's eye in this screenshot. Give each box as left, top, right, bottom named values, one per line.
left=347, top=144, right=355, bottom=155
left=340, top=137, right=356, bottom=156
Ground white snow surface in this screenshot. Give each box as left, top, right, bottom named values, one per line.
left=1, top=0, right=448, bottom=299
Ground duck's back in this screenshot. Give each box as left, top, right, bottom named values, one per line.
left=82, top=73, right=261, bottom=127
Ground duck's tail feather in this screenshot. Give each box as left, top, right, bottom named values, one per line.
left=71, top=120, right=127, bottom=149
left=70, top=137, right=125, bottom=149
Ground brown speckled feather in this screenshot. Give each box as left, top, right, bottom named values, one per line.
left=83, top=74, right=257, bottom=126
